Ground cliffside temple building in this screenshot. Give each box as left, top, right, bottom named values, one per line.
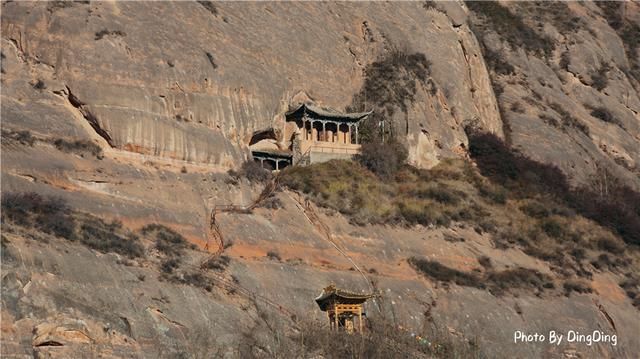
left=250, top=103, right=372, bottom=171
left=315, top=284, right=376, bottom=333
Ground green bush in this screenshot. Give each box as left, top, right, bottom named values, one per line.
left=356, top=140, right=408, bottom=179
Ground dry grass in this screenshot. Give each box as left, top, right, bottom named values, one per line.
left=2, top=192, right=144, bottom=258
left=238, top=305, right=487, bottom=359
left=281, top=148, right=639, bottom=299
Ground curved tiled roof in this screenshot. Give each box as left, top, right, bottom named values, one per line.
left=315, top=284, right=376, bottom=311
left=286, top=103, right=372, bottom=121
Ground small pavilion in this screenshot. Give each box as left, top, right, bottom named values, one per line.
left=315, top=284, right=376, bottom=333
left=249, top=101, right=372, bottom=171
left=250, top=150, right=292, bottom=171
left=285, top=103, right=371, bottom=148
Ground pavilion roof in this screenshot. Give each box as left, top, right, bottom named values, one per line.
left=286, top=103, right=372, bottom=122
left=315, top=284, right=376, bottom=311
left=251, top=149, right=293, bottom=159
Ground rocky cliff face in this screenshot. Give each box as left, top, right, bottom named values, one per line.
left=2, top=2, right=638, bottom=183
left=466, top=1, right=640, bottom=188
left=2, top=1, right=504, bottom=170
left=2, top=1, right=639, bottom=358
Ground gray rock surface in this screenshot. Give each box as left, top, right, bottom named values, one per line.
left=2, top=1, right=640, bottom=358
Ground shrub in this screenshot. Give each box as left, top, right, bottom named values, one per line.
left=347, top=49, right=431, bottom=141
left=478, top=256, right=493, bottom=269
left=80, top=218, right=144, bottom=258
left=1, top=192, right=146, bottom=258
left=483, top=47, right=515, bottom=75
left=486, top=267, right=554, bottom=296
left=408, top=257, right=484, bottom=288
left=95, top=29, right=126, bottom=40
left=197, top=0, right=218, bottom=16
left=591, top=63, right=610, bottom=91
left=520, top=201, right=549, bottom=218
left=596, top=237, right=625, bottom=255
left=356, top=140, right=408, bottom=179
left=548, top=103, right=590, bottom=136
left=410, top=257, right=556, bottom=296
left=467, top=130, right=640, bottom=246
left=415, top=185, right=466, bottom=205
left=466, top=1, right=555, bottom=57
left=37, top=211, right=76, bottom=240
left=202, top=255, right=231, bottom=271
left=510, top=102, right=525, bottom=113
left=179, top=272, right=214, bottom=292
left=161, top=257, right=180, bottom=274
left=53, top=138, right=103, bottom=159
left=560, top=51, right=571, bottom=71
left=1, top=235, right=13, bottom=262
left=205, top=51, right=218, bottom=70
left=619, top=276, right=640, bottom=309
left=263, top=315, right=487, bottom=358
left=590, top=253, right=629, bottom=271
left=32, top=79, right=46, bottom=90
left=539, top=218, right=564, bottom=238
left=477, top=183, right=507, bottom=204
left=563, top=279, right=593, bottom=295
left=1, top=192, right=75, bottom=238
left=142, top=223, right=188, bottom=256
left=2, top=130, right=36, bottom=146
left=588, top=106, right=624, bottom=129
left=258, top=196, right=283, bottom=209
left=230, top=161, right=271, bottom=183
left=266, top=251, right=281, bottom=261
left=595, top=2, right=640, bottom=82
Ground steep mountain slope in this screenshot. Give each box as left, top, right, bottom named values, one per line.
left=1, top=1, right=639, bottom=358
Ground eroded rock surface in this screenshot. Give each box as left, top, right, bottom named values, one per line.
left=2, top=1, right=640, bottom=358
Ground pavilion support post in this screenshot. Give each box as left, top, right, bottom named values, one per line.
left=355, top=125, right=359, bottom=144
left=302, top=120, right=307, bottom=140
left=312, top=121, right=318, bottom=142
left=275, top=160, right=279, bottom=171
left=359, top=307, right=363, bottom=333
left=322, top=122, right=326, bottom=142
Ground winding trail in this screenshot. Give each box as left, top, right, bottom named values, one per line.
left=199, top=173, right=379, bottom=318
